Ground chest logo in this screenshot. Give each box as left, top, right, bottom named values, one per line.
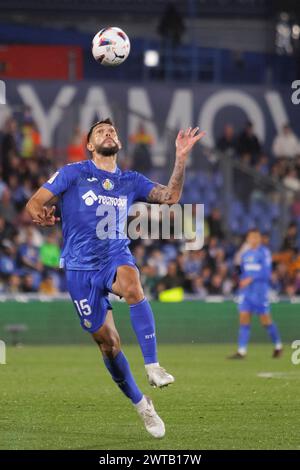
left=82, top=190, right=98, bottom=206
left=102, top=178, right=114, bottom=191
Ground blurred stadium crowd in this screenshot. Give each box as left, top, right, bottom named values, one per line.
left=0, top=111, right=300, bottom=298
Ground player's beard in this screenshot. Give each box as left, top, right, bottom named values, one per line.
left=95, top=143, right=119, bottom=157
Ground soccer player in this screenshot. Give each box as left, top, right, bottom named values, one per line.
left=230, top=229, right=283, bottom=359
left=26, top=119, right=205, bottom=438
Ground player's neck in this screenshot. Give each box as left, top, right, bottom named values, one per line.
left=92, top=155, right=117, bottom=173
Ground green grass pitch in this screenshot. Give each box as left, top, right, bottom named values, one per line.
left=1, top=344, right=299, bottom=450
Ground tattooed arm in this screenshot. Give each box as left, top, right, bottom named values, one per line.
left=147, top=127, right=206, bottom=204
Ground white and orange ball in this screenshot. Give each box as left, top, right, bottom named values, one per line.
left=92, top=27, right=130, bottom=66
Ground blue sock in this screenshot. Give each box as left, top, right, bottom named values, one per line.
left=103, top=350, right=143, bottom=404
left=265, top=323, right=282, bottom=347
left=130, top=298, right=158, bottom=365
left=238, top=325, right=251, bottom=353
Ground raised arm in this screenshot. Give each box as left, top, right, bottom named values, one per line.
left=26, top=187, right=60, bottom=227
left=147, top=127, right=206, bottom=204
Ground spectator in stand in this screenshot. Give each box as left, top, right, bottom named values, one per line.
left=0, top=117, right=21, bottom=182
left=208, top=273, right=224, bottom=295
left=201, top=266, right=212, bottom=290
left=274, top=262, right=290, bottom=294
left=132, top=244, right=146, bottom=270
left=7, top=273, right=22, bottom=294
left=0, top=240, right=17, bottom=278
left=255, top=154, right=269, bottom=176
left=0, top=215, right=17, bottom=244
left=207, top=208, right=224, bottom=239
left=7, top=174, right=34, bottom=211
left=67, top=126, right=86, bottom=163
left=157, top=2, right=186, bottom=47
left=18, top=225, right=43, bottom=249
left=291, top=192, right=300, bottom=219
left=216, top=124, right=237, bottom=156
left=192, top=275, right=208, bottom=297
left=39, top=272, right=59, bottom=295
left=270, top=271, right=282, bottom=293
left=17, top=230, right=43, bottom=273
left=40, top=232, right=61, bottom=270
left=283, top=169, right=300, bottom=203
left=183, top=250, right=204, bottom=280
left=20, top=120, right=41, bottom=159
left=237, top=121, right=261, bottom=164
left=270, top=162, right=282, bottom=181
left=155, top=260, right=184, bottom=295
left=272, top=124, right=300, bottom=160
left=296, top=155, right=300, bottom=179
left=21, top=273, right=37, bottom=293
left=281, top=222, right=298, bottom=251
left=287, top=249, right=300, bottom=277
left=140, top=264, right=161, bottom=297
left=147, top=248, right=167, bottom=277
left=130, top=124, right=153, bottom=174
left=0, top=186, right=17, bottom=223
left=294, top=270, right=300, bottom=294
left=285, top=283, right=297, bottom=298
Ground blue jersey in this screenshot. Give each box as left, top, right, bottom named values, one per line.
left=43, top=160, right=155, bottom=270
left=240, top=245, right=271, bottom=302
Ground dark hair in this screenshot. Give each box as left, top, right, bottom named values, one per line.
left=247, top=228, right=260, bottom=236
left=87, top=118, right=114, bottom=142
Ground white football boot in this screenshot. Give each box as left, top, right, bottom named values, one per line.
left=145, top=363, right=175, bottom=388
left=136, top=396, right=165, bottom=438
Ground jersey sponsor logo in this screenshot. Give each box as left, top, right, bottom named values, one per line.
left=81, top=190, right=126, bottom=208
left=244, top=263, right=261, bottom=271
left=98, top=195, right=126, bottom=207
left=102, top=178, right=114, bottom=191
left=82, top=190, right=98, bottom=206
left=47, top=172, right=59, bottom=184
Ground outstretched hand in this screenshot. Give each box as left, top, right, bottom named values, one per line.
left=33, top=205, right=60, bottom=226
left=175, top=127, right=206, bottom=161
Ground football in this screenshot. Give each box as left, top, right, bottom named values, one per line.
left=92, top=27, right=130, bottom=66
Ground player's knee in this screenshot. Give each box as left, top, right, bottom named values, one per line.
left=92, top=327, right=121, bottom=358
left=239, top=313, right=251, bottom=325
left=260, top=314, right=272, bottom=326
left=122, top=282, right=144, bottom=304
left=100, top=333, right=121, bottom=359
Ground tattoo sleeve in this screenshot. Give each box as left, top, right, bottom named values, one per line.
left=147, top=160, right=185, bottom=204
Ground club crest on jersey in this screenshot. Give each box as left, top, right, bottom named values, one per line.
left=102, top=178, right=114, bottom=191
left=83, top=319, right=92, bottom=329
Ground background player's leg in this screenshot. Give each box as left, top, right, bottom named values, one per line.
left=229, top=312, right=251, bottom=358
left=112, top=265, right=174, bottom=387
left=92, top=310, right=165, bottom=438
left=238, top=312, right=251, bottom=356
left=259, top=313, right=283, bottom=357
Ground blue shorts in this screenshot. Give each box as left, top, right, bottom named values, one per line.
left=65, top=253, right=137, bottom=333
left=238, top=294, right=269, bottom=315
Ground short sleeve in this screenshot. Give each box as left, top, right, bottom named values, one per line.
left=42, top=165, right=76, bottom=196
left=134, top=172, right=156, bottom=202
